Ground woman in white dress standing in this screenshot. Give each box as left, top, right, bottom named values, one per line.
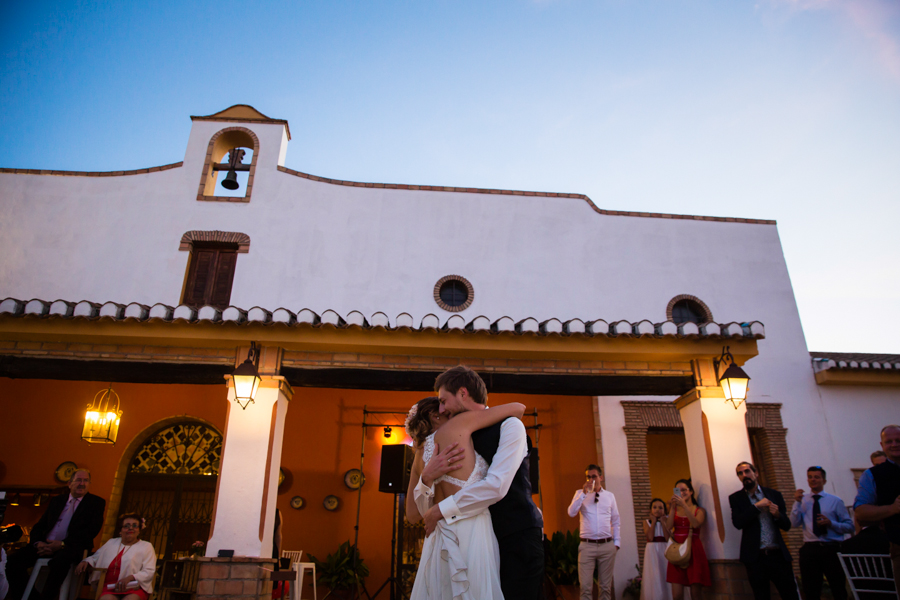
left=404, top=396, right=525, bottom=600
left=640, top=499, right=673, bottom=600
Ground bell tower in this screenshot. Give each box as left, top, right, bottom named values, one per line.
left=184, top=104, right=290, bottom=203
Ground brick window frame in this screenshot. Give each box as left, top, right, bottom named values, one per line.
left=666, top=294, right=713, bottom=324
left=197, top=127, right=260, bottom=203
left=622, top=401, right=798, bottom=570
left=179, top=230, right=251, bottom=254
left=433, top=275, right=474, bottom=312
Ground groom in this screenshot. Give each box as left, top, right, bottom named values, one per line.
left=418, top=365, right=545, bottom=600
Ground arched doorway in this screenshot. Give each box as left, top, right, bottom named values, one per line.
left=119, top=420, right=222, bottom=560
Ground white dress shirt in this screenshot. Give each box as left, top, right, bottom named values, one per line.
left=414, top=418, right=527, bottom=524
left=568, top=487, right=621, bottom=547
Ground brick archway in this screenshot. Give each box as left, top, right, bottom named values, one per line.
left=101, top=415, right=222, bottom=544
left=621, top=401, right=798, bottom=574
left=197, top=126, right=261, bottom=203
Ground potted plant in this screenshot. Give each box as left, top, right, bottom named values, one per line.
left=309, top=541, right=369, bottom=600
left=190, top=540, right=205, bottom=558
left=624, top=564, right=642, bottom=599
left=545, top=529, right=581, bottom=600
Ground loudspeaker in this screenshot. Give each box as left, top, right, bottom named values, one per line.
left=379, top=444, right=414, bottom=493
left=529, top=446, right=540, bottom=493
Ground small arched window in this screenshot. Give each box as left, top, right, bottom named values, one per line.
left=667, top=295, right=713, bottom=325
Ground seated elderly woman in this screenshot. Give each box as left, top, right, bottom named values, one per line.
left=75, top=513, right=156, bottom=600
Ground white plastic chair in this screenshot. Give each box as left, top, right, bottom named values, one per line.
left=294, top=561, right=316, bottom=600
left=281, top=551, right=316, bottom=600
left=21, top=557, right=81, bottom=600
left=838, top=553, right=898, bottom=600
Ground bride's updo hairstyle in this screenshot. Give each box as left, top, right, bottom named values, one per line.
left=405, top=396, right=440, bottom=447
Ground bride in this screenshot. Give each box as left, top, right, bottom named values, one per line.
left=403, top=396, right=525, bottom=600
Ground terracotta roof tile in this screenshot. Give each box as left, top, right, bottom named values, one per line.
left=0, top=297, right=765, bottom=341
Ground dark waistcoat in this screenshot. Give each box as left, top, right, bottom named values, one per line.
left=471, top=419, right=543, bottom=539
left=871, top=460, right=900, bottom=544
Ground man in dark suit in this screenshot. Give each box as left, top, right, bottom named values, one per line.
left=728, top=461, right=799, bottom=600
left=6, top=469, right=106, bottom=600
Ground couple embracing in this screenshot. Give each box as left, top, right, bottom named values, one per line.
left=404, top=366, right=544, bottom=600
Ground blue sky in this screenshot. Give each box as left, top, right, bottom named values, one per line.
left=2, top=0, right=898, bottom=352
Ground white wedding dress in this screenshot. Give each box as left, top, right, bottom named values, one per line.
left=410, top=433, right=504, bottom=600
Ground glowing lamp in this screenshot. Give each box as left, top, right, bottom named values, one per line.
left=232, top=342, right=261, bottom=409
left=713, top=347, right=751, bottom=409
left=383, top=426, right=392, bottom=439
left=82, top=385, right=122, bottom=444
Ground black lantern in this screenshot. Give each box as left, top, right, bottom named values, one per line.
left=713, top=346, right=751, bottom=409
left=232, top=342, right=261, bottom=409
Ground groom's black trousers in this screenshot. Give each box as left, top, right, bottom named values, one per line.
left=498, top=526, right=545, bottom=600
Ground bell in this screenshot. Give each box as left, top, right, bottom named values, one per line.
left=221, top=170, right=240, bottom=190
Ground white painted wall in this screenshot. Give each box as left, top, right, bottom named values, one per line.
left=1, top=113, right=895, bottom=567
left=596, top=396, right=637, bottom=600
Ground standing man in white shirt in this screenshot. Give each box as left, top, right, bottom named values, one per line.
left=568, top=464, right=620, bottom=600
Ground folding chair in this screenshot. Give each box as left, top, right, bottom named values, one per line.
left=22, top=551, right=88, bottom=600
left=838, top=553, right=898, bottom=600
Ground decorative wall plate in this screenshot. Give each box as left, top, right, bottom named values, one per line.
left=55, top=461, right=78, bottom=483
left=279, top=468, right=285, bottom=487
left=323, top=495, right=340, bottom=511
left=344, top=469, right=365, bottom=490
left=290, top=496, right=305, bottom=510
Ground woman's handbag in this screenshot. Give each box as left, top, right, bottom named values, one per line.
left=664, top=526, right=692, bottom=568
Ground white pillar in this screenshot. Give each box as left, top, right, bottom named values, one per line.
left=207, top=375, right=291, bottom=558
left=676, top=358, right=752, bottom=561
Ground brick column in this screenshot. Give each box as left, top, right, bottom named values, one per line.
left=196, top=557, right=276, bottom=600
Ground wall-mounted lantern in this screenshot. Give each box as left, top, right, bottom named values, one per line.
left=232, top=342, right=261, bottom=409
left=82, top=385, right=123, bottom=444
left=713, top=346, right=751, bottom=409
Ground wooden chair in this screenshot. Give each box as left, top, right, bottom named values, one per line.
left=86, top=567, right=108, bottom=600
left=838, top=553, right=898, bottom=600
left=281, top=550, right=303, bottom=566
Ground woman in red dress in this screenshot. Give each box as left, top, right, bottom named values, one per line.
left=665, top=479, right=711, bottom=600
left=76, top=512, right=156, bottom=600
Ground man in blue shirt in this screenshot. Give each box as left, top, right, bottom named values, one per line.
left=854, top=424, right=900, bottom=593
left=790, top=466, right=854, bottom=600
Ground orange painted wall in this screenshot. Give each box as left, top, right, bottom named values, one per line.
left=646, top=431, right=691, bottom=505
left=0, top=377, right=226, bottom=538
left=0, top=378, right=597, bottom=590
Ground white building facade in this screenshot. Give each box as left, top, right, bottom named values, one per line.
left=1, top=105, right=895, bottom=599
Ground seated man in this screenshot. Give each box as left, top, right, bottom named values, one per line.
left=6, top=470, right=105, bottom=600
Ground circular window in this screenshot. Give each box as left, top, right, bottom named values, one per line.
left=433, top=275, right=474, bottom=312
left=666, top=295, right=713, bottom=325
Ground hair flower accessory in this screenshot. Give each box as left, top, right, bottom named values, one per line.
left=404, top=404, right=419, bottom=439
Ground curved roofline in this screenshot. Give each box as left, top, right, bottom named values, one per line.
left=0, top=153, right=776, bottom=225
left=276, top=165, right=777, bottom=225
left=0, top=162, right=183, bottom=178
